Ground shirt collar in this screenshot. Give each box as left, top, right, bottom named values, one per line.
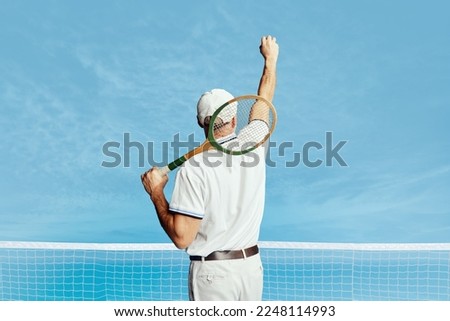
left=216, top=133, right=237, bottom=145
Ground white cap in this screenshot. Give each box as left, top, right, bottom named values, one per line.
left=197, top=89, right=236, bottom=127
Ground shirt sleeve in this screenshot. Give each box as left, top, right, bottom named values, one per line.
left=169, top=165, right=205, bottom=219
left=237, top=119, right=269, bottom=146
left=238, top=119, right=270, bottom=156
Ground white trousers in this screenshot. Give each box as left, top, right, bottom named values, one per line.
left=188, top=253, right=263, bottom=301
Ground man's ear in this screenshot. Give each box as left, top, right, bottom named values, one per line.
left=231, top=116, right=237, bottom=128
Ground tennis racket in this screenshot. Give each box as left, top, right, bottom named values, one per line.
left=158, top=94, right=277, bottom=175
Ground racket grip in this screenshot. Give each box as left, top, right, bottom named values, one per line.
left=158, top=165, right=170, bottom=175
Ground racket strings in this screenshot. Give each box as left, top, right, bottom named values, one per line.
left=212, top=98, right=275, bottom=153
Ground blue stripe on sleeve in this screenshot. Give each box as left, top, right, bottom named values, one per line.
left=169, top=207, right=204, bottom=219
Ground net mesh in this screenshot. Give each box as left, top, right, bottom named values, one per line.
left=0, top=242, right=449, bottom=301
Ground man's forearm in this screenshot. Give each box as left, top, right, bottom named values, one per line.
left=150, top=190, right=175, bottom=240
left=150, top=190, right=198, bottom=249
left=258, top=59, right=277, bottom=102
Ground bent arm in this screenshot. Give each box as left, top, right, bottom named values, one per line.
left=141, top=167, right=200, bottom=249
left=150, top=189, right=201, bottom=249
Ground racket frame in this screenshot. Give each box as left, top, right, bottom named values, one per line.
left=160, top=94, right=276, bottom=174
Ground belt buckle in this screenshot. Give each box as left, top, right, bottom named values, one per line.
left=241, top=248, right=247, bottom=259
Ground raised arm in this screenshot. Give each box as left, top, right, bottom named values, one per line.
left=249, top=35, right=279, bottom=124
left=257, top=35, right=279, bottom=102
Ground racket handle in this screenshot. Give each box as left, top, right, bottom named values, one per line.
left=164, top=155, right=188, bottom=173
left=158, top=165, right=170, bottom=175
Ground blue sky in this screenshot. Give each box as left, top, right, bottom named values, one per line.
left=1, top=0, right=449, bottom=244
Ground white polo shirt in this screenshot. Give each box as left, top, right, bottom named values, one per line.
left=169, top=125, right=268, bottom=257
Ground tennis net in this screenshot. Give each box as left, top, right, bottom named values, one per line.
left=0, top=241, right=449, bottom=301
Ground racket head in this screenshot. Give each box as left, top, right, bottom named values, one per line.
left=206, top=95, right=277, bottom=155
